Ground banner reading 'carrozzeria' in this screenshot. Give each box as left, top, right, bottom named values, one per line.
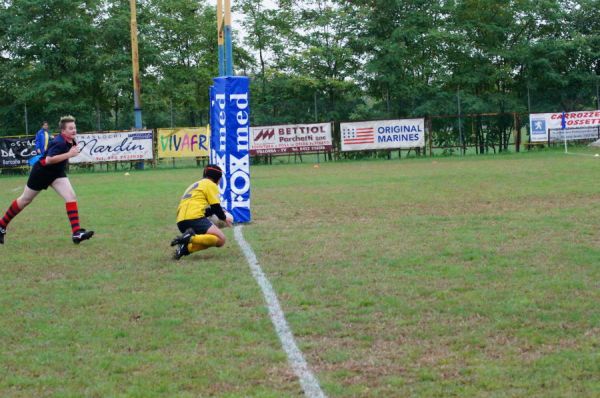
left=157, top=127, right=210, bottom=158
left=250, top=122, right=333, bottom=155
left=71, top=130, right=153, bottom=163
left=529, top=110, right=600, bottom=142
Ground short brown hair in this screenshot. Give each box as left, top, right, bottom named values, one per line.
left=59, top=115, right=76, bottom=131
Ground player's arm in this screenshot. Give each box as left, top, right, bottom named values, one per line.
left=209, top=203, right=227, bottom=221
left=210, top=203, right=233, bottom=227
left=44, top=145, right=79, bottom=165
left=206, top=183, right=232, bottom=226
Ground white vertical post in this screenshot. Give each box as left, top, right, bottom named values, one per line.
left=457, top=87, right=464, bottom=155
left=24, top=101, right=29, bottom=134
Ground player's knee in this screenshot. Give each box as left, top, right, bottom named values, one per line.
left=216, top=236, right=226, bottom=247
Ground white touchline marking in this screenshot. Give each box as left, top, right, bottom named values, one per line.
left=565, top=152, right=600, bottom=158
left=234, top=225, right=327, bottom=398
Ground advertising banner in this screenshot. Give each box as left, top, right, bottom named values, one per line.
left=530, top=110, right=600, bottom=142
left=157, top=127, right=210, bottom=158
left=250, top=122, right=332, bottom=155
left=210, top=76, right=251, bottom=223
left=71, top=130, right=153, bottom=163
left=548, top=126, right=600, bottom=142
left=340, top=118, right=425, bottom=151
left=0, top=136, right=36, bottom=167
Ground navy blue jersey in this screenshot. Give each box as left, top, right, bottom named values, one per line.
left=41, top=134, right=74, bottom=172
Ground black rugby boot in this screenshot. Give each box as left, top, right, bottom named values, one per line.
left=170, top=228, right=195, bottom=247
left=72, top=229, right=94, bottom=244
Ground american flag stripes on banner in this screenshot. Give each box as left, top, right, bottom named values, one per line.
left=342, top=126, right=375, bottom=145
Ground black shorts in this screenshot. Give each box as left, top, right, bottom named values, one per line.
left=177, top=218, right=214, bottom=235
left=27, top=163, right=67, bottom=191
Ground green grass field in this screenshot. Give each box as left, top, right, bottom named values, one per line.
left=1, top=151, right=599, bottom=397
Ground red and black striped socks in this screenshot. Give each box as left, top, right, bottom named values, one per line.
left=65, top=201, right=81, bottom=233
left=1, top=201, right=84, bottom=236
left=0, top=200, right=22, bottom=229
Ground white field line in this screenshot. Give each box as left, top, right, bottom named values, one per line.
left=10, top=186, right=23, bottom=192
left=234, top=225, right=327, bottom=398
left=565, top=151, right=600, bottom=158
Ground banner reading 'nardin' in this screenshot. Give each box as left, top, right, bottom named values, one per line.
left=250, top=122, right=332, bottom=155
left=340, top=118, right=425, bottom=151
left=72, top=130, right=153, bottom=163
left=210, top=76, right=251, bottom=223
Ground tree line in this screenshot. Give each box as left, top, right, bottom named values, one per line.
left=0, top=0, right=598, bottom=136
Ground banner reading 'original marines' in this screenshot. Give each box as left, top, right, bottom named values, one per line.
left=340, top=119, right=425, bottom=151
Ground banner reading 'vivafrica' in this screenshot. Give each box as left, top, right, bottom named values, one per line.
left=250, top=122, right=333, bottom=155
left=157, top=127, right=210, bottom=158
left=529, top=110, right=600, bottom=142
left=210, top=76, right=251, bottom=223
left=71, top=130, right=154, bottom=163
left=340, top=118, right=425, bottom=151
left=0, top=136, right=36, bottom=167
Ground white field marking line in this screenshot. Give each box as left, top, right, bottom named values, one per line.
left=234, top=225, right=327, bottom=398
left=565, top=152, right=600, bottom=157
left=10, top=186, right=23, bottom=192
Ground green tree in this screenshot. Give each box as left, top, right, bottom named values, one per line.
left=238, top=0, right=363, bottom=124
left=94, top=0, right=137, bottom=130
left=140, top=0, right=217, bottom=128
left=0, top=0, right=104, bottom=134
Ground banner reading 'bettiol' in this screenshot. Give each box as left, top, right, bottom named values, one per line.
left=157, top=127, right=210, bottom=158
left=250, top=122, right=333, bottom=155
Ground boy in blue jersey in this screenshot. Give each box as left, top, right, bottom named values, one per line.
left=28, top=121, right=53, bottom=166
left=170, top=164, right=232, bottom=260
left=0, top=115, right=94, bottom=245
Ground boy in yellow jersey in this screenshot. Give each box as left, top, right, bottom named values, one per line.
left=170, top=164, right=233, bottom=260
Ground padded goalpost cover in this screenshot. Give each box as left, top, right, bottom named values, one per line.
left=209, top=77, right=251, bottom=223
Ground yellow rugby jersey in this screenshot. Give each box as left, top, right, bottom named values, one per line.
left=176, top=178, right=221, bottom=222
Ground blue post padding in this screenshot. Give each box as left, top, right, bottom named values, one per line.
left=224, top=26, right=234, bottom=76
left=218, top=44, right=225, bottom=76
left=134, top=109, right=144, bottom=169
left=209, top=85, right=216, bottom=139
left=209, top=76, right=251, bottom=223
left=134, top=109, right=143, bottom=129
